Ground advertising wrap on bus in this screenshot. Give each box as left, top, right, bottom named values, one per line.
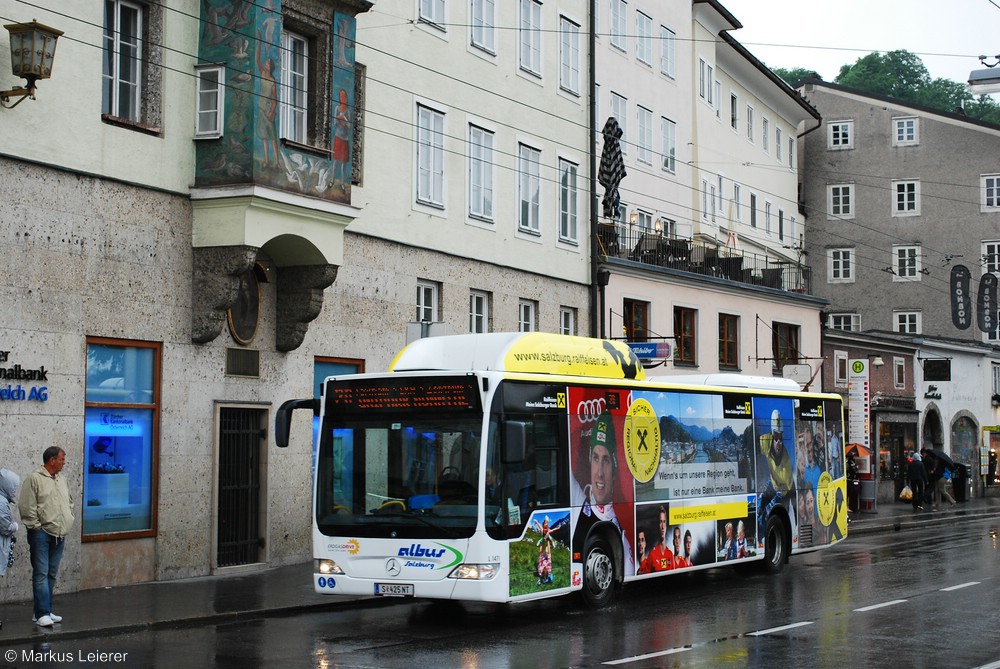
left=276, top=333, right=847, bottom=608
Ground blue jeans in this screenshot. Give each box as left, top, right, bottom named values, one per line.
left=27, top=529, right=65, bottom=619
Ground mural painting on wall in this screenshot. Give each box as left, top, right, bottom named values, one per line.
left=196, top=1, right=356, bottom=205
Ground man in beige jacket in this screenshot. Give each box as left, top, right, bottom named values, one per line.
left=19, top=446, right=74, bottom=627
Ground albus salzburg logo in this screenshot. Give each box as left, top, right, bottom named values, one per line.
left=397, top=543, right=463, bottom=570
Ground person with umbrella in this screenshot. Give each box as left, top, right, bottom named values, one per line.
left=921, top=447, right=956, bottom=508
left=907, top=450, right=928, bottom=512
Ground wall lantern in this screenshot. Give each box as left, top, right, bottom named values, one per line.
left=869, top=355, right=884, bottom=368
left=1, top=20, right=63, bottom=109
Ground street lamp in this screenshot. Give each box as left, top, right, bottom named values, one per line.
left=968, top=55, right=1000, bottom=96
left=1, top=20, right=63, bottom=109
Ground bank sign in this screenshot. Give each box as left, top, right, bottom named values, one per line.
left=627, top=341, right=672, bottom=360
left=0, top=350, right=49, bottom=402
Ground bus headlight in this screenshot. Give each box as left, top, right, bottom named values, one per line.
left=448, top=563, right=499, bottom=580
left=315, top=558, right=345, bottom=575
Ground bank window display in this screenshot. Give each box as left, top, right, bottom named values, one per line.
left=83, top=340, right=160, bottom=539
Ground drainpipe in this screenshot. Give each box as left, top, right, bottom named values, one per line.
left=588, top=0, right=601, bottom=338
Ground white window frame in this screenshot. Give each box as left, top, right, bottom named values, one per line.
left=893, top=116, right=918, bottom=146
left=894, top=245, right=921, bottom=280
left=659, top=25, right=675, bottom=78
left=636, top=209, right=653, bottom=232
left=610, top=92, right=627, bottom=155
left=788, top=137, right=795, bottom=168
left=559, top=16, right=580, bottom=95
left=746, top=105, right=755, bottom=143
left=558, top=157, right=579, bottom=243
left=195, top=65, right=224, bottom=138
left=894, top=357, right=906, bottom=389
left=829, top=314, right=860, bottom=332
left=636, top=106, right=653, bottom=165
left=764, top=201, right=773, bottom=233
left=984, top=241, right=1000, bottom=274
left=732, top=183, right=742, bottom=222
left=103, top=0, right=143, bottom=122
left=470, top=290, right=490, bottom=333
left=416, top=280, right=439, bottom=323
left=828, top=120, right=854, bottom=149
left=279, top=30, right=309, bottom=144
left=775, top=127, right=782, bottom=163
left=559, top=307, right=577, bottom=335
left=519, top=0, right=543, bottom=77
left=892, top=180, right=920, bottom=217
left=730, top=93, right=739, bottom=132
left=749, top=192, right=758, bottom=228
left=518, top=143, right=542, bottom=234
left=761, top=117, right=770, bottom=153
left=468, top=124, right=495, bottom=221
left=635, top=11, right=652, bottom=66
left=982, top=175, right=1000, bottom=212
left=828, top=184, right=855, bottom=219
left=895, top=311, right=921, bottom=334
left=660, top=116, right=676, bottom=173
left=828, top=248, right=855, bottom=283
left=834, top=350, right=849, bottom=387
left=419, top=0, right=446, bottom=27
left=610, top=0, right=627, bottom=52
left=518, top=299, right=537, bottom=332
left=416, top=104, right=446, bottom=208
left=471, top=0, right=496, bottom=53
left=698, top=58, right=714, bottom=105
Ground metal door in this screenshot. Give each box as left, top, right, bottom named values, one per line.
left=217, top=407, right=266, bottom=567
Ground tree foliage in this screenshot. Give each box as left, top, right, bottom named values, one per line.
left=771, top=67, right=821, bottom=87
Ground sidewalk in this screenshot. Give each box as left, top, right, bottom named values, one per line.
left=1, top=497, right=997, bottom=645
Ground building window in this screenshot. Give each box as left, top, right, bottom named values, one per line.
left=559, top=16, right=580, bottom=95
left=471, top=0, right=496, bottom=53
left=828, top=313, right=860, bottom=331
left=834, top=350, right=848, bottom=387
left=518, top=144, right=542, bottom=234
left=733, top=183, right=742, bottom=222
left=771, top=322, right=800, bottom=372
left=746, top=105, right=754, bottom=142
left=762, top=117, right=770, bottom=153
left=895, top=311, right=921, bottom=334
left=984, top=241, right=1000, bottom=273
left=635, top=11, right=652, bottom=65
left=765, top=201, right=773, bottom=233
left=893, top=117, right=918, bottom=146
left=558, top=158, right=579, bottom=243
left=661, top=117, right=676, bottom=173
left=788, top=137, right=795, bottom=168
left=195, top=65, right=224, bottom=138
left=624, top=299, right=649, bottom=342
left=559, top=307, right=577, bottom=335
left=416, top=280, right=439, bottom=323
left=279, top=30, right=309, bottom=144
left=892, top=180, right=920, bottom=216
left=828, top=248, right=855, bottom=283
left=894, top=245, right=921, bottom=280
left=610, top=92, right=627, bottom=154
left=749, top=192, right=758, bottom=228
left=828, top=184, right=854, bottom=218
left=103, top=0, right=144, bottom=122
left=674, top=307, right=696, bottom=365
left=518, top=299, right=537, bottom=332
left=419, top=0, right=446, bottom=27
left=519, top=0, right=543, bottom=77
left=84, top=339, right=160, bottom=538
left=416, top=104, right=445, bottom=207
left=894, top=357, right=906, bottom=389
left=775, top=127, right=782, bottom=163
left=468, top=124, right=494, bottom=221
left=982, top=175, right=1000, bottom=212
left=610, top=0, right=626, bottom=52
left=698, top=59, right=714, bottom=105
left=778, top=209, right=785, bottom=240
left=636, top=106, right=653, bottom=165
left=470, top=290, right=491, bottom=333
left=719, top=313, right=739, bottom=369
left=828, top=120, right=854, bottom=149
left=659, top=25, right=675, bottom=77
left=636, top=209, right=653, bottom=231
left=730, top=93, right=739, bottom=131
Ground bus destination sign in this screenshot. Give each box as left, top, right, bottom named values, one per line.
left=329, top=377, right=480, bottom=413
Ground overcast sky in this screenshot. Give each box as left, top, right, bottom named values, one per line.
left=719, top=0, right=1000, bottom=86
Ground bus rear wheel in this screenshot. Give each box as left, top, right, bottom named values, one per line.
left=762, top=515, right=787, bottom=573
left=581, top=535, right=616, bottom=609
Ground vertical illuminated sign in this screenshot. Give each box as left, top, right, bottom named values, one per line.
left=847, top=359, right=870, bottom=449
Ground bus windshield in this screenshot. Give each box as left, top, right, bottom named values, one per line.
left=315, top=376, right=483, bottom=540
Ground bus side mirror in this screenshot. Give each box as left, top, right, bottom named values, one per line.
left=502, top=421, right=526, bottom=463
left=275, top=398, right=319, bottom=448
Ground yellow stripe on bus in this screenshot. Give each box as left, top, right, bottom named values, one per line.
left=669, top=501, right=748, bottom=525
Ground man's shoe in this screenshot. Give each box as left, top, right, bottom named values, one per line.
left=32, top=613, right=62, bottom=623
left=35, top=615, right=54, bottom=627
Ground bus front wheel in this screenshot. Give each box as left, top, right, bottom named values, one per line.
left=762, top=515, right=787, bottom=573
left=581, top=536, right=616, bottom=609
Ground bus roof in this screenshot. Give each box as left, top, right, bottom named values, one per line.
left=648, top=373, right=803, bottom=392
left=388, top=332, right=646, bottom=380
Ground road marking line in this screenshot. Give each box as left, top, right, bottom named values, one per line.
left=854, top=599, right=907, bottom=612
left=940, top=581, right=980, bottom=591
left=971, top=661, right=1000, bottom=669
left=747, top=621, right=814, bottom=636
left=603, top=647, right=692, bottom=665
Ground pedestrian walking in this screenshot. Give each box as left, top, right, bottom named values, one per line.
left=906, top=451, right=928, bottom=511
left=19, top=446, right=74, bottom=627
left=924, top=450, right=956, bottom=509
left=0, top=469, right=21, bottom=630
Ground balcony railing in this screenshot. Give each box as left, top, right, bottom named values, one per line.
left=597, top=223, right=811, bottom=294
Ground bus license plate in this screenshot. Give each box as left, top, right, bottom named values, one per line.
left=375, top=582, right=414, bottom=597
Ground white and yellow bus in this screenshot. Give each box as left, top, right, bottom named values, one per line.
left=276, top=333, right=848, bottom=608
